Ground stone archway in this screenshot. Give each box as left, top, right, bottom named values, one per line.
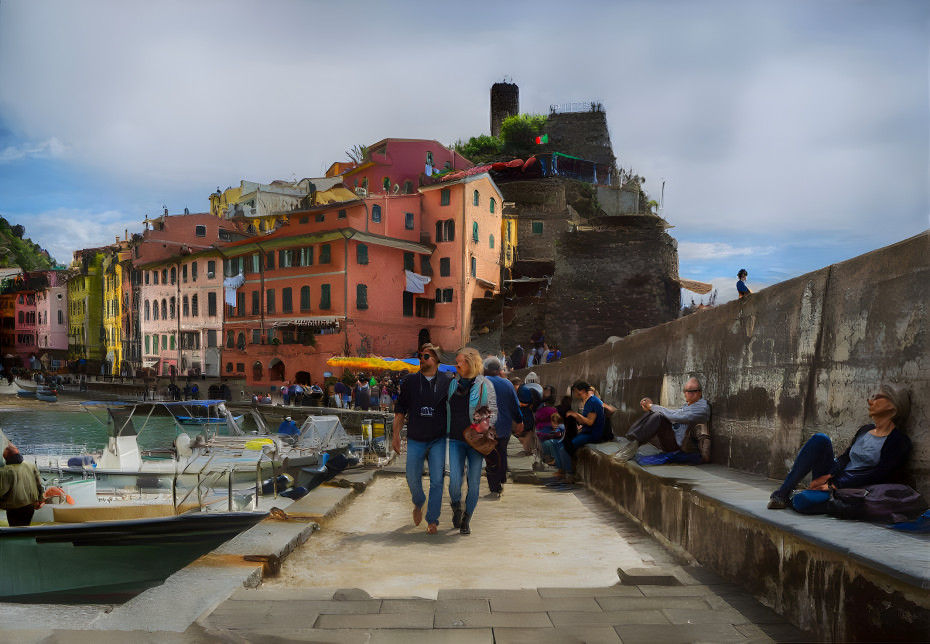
left=269, top=358, right=285, bottom=381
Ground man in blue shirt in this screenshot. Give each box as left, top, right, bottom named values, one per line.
left=276, top=416, right=299, bottom=436
left=615, top=377, right=711, bottom=463
left=482, top=357, right=524, bottom=499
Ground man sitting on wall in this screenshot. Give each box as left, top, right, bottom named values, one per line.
left=614, top=377, right=711, bottom=464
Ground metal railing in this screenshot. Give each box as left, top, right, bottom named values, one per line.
left=549, top=101, right=604, bottom=114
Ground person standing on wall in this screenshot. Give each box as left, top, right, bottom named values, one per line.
left=737, top=269, right=752, bottom=299
left=392, top=344, right=451, bottom=535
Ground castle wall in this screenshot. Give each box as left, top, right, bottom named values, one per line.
left=544, top=218, right=681, bottom=355
left=545, top=110, right=618, bottom=184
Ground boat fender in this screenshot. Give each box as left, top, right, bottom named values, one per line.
left=260, top=473, right=294, bottom=495
left=67, top=454, right=96, bottom=468
left=281, top=486, right=309, bottom=500
left=175, top=433, right=193, bottom=457
left=43, top=486, right=76, bottom=505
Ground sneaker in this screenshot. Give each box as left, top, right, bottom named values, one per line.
left=614, top=440, right=639, bottom=463
left=767, top=494, right=788, bottom=510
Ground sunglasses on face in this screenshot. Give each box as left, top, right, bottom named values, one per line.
left=868, top=393, right=888, bottom=402
left=684, top=388, right=701, bottom=393
left=419, top=353, right=435, bottom=361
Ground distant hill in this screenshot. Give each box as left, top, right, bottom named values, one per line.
left=0, top=217, right=58, bottom=270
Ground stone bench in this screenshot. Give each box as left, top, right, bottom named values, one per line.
left=574, top=441, right=930, bottom=642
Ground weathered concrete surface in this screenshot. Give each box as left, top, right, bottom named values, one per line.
left=521, top=230, right=930, bottom=492
left=577, top=446, right=930, bottom=642
left=261, top=476, right=678, bottom=599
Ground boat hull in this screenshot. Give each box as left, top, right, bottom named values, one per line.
left=0, top=511, right=267, bottom=603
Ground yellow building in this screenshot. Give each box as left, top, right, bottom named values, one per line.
left=68, top=249, right=106, bottom=367
left=102, top=253, right=123, bottom=375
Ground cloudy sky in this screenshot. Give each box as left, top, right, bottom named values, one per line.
left=0, top=0, right=926, bottom=303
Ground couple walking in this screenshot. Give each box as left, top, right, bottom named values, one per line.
left=391, top=346, right=497, bottom=535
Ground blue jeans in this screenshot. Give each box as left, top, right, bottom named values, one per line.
left=405, top=437, right=447, bottom=526
left=448, top=439, right=483, bottom=515
left=556, top=432, right=600, bottom=473
left=775, top=433, right=836, bottom=498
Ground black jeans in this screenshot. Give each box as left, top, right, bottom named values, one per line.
left=6, top=504, right=36, bottom=527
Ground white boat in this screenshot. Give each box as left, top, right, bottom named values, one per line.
left=21, top=401, right=279, bottom=491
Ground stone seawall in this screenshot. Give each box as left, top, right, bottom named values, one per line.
left=522, top=230, right=930, bottom=492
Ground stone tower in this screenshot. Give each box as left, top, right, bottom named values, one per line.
left=490, top=81, right=519, bottom=138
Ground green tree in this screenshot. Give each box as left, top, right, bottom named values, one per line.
left=499, top=113, right=547, bottom=156
left=345, top=144, right=368, bottom=165
left=454, top=134, right=503, bottom=164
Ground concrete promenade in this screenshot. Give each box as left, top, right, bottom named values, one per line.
left=0, top=442, right=811, bottom=643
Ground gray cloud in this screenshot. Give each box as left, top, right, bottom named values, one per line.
left=1, top=0, right=926, bottom=281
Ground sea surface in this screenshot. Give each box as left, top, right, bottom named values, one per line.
left=0, top=399, right=201, bottom=454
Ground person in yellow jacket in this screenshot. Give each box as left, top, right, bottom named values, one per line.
left=1, top=443, right=44, bottom=526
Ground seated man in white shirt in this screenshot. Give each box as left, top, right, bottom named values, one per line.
left=615, top=377, right=711, bottom=463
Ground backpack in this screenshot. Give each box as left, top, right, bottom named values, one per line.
left=828, top=484, right=929, bottom=523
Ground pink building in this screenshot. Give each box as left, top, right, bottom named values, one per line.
left=136, top=213, right=246, bottom=378
left=217, top=168, right=504, bottom=390
left=34, top=270, right=69, bottom=370
left=339, top=138, right=472, bottom=197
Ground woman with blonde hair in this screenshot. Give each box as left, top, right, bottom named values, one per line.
left=446, top=347, right=497, bottom=534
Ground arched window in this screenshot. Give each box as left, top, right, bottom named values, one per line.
left=161, top=299, right=167, bottom=320
left=161, top=269, right=167, bottom=284
left=145, top=300, right=150, bottom=320
left=237, top=333, right=246, bottom=350
left=226, top=331, right=235, bottom=348
left=191, top=294, right=199, bottom=317
left=169, top=297, right=175, bottom=319
left=371, top=204, right=381, bottom=223
left=170, top=267, right=176, bottom=284
left=490, top=198, right=496, bottom=213
left=473, top=190, right=479, bottom=207
left=472, top=221, right=479, bottom=242
left=444, top=219, right=455, bottom=241
left=153, top=301, right=159, bottom=320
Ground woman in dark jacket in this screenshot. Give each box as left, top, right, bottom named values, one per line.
left=768, top=383, right=912, bottom=512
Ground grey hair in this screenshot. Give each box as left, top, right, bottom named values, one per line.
left=879, top=383, right=911, bottom=426
left=483, top=356, right=503, bottom=374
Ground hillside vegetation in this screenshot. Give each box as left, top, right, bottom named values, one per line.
left=0, top=217, right=58, bottom=270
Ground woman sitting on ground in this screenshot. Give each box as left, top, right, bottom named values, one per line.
left=768, top=383, right=912, bottom=512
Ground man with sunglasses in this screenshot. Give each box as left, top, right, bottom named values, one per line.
left=392, top=343, right=453, bottom=534
left=615, top=377, right=711, bottom=463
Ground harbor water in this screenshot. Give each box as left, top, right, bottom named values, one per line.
left=0, top=399, right=209, bottom=455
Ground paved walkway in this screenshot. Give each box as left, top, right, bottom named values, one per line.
left=2, top=444, right=812, bottom=642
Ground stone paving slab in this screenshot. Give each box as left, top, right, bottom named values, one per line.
left=488, top=595, right=602, bottom=612
left=595, top=595, right=711, bottom=611
left=548, top=609, right=669, bottom=626
left=613, top=622, right=750, bottom=643
left=314, top=612, right=436, bottom=629
left=492, top=625, right=623, bottom=643
left=381, top=598, right=491, bottom=614
left=366, top=629, right=494, bottom=643
left=535, top=585, right=645, bottom=598
left=433, top=611, right=553, bottom=629
left=662, top=606, right=753, bottom=625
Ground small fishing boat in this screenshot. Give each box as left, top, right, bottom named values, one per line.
left=0, top=510, right=268, bottom=603
left=35, top=385, right=58, bottom=402
left=20, top=400, right=278, bottom=490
